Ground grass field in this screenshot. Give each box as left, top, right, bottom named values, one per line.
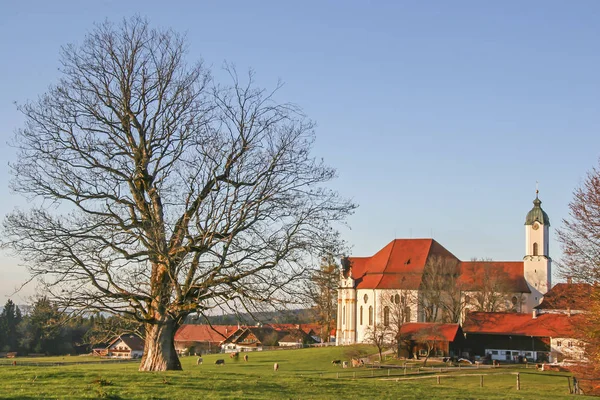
left=0, top=347, right=580, bottom=399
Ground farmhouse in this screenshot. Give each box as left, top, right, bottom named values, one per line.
left=462, top=311, right=584, bottom=363
left=106, top=334, right=144, bottom=359
left=337, top=193, right=552, bottom=345
left=221, top=326, right=282, bottom=352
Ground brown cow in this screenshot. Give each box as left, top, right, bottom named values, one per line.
left=274, top=363, right=279, bottom=371
left=244, top=354, right=249, bottom=362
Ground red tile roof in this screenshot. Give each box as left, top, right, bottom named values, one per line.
left=174, top=325, right=239, bottom=343
left=535, top=283, right=593, bottom=311
left=462, top=312, right=582, bottom=338
left=458, top=261, right=530, bottom=293
left=399, top=323, right=461, bottom=342
left=349, top=239, right=457, bottom=289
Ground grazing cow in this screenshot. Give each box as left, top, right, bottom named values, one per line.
left=342, top=361, right=349, bottom=368
left=274, top=363, right=279, bottom=372
left=196, top=357, right=203, bottom=365
left=244, top=354, right=249, bottom=362
left=230, top=352, right=239, bottom=359
left=215, top=359, right=225, bottom=365
left=331, top=360, right=341, bottom=365
left=351, top=358, right=363, bottom=368
left=536, top=363, right=545, bottom=371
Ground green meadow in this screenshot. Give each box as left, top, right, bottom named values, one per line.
left=0, top=347, right=578, bottom=399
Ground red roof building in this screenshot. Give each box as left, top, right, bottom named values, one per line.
left=337, top=192, right=554, bottom=346
left=462, top=312, right=585, bottom=363
left=174, top=324, right=238, bottom=355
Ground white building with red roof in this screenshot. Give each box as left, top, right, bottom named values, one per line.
left=337, top=193, right=552, bottom=345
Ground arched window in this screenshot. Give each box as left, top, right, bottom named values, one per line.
left=383, top=306, right=390, bottom=326
left=533, top=242, right=539, bottom=256
left=342, top=306, right=346, bottom=325
left=395, top=294, right=400, bottom=304
left=360, top=306, right=363, bottom=325
left=404, top=306, right=411, bottom=323
left=369, top=306, right=373, bottom=325
left=390, top=295, right=394, bottom=303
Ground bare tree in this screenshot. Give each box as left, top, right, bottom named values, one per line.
left=557, top=161, right=600, bottom=393
left=419, top=255, right=460, bottom=322
left=557, top=163, right=600, bottom=284
left=379, top=288, right=415, bottom=355
left=305, top=254, right=339, bottom=343
left=412, top=325, right=444, bottom=366
left=464, top=259, right=515, bottom=312
left=364, top=323, right=393, bottom=362
left=2, top=18, right=355, bottom=371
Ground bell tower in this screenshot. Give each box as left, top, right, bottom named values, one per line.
left=523, top=190, right=551, bottom=310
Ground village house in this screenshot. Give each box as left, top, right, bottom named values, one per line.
left=174, top=324, right=238, bottom=355
left=220, top=326, right=282, bottom=352
left=337, top=192, right=552, bottom=345
left=106, top=334, right=144, bottom=359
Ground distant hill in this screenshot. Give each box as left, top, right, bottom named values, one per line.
left=185, top=308, right=316, bottom=325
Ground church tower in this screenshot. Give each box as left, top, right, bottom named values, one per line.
left=523, top=191, right=551, bottom=309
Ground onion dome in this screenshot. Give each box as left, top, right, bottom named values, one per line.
left=525, top=192, right=550, bottom=226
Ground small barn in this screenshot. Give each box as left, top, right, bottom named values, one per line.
left=397, top=323, right=464, bottom=358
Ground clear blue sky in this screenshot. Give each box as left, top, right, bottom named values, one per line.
left=1, top=1, right=599, bottom=302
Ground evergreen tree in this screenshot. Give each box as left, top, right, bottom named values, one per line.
left=0, top=299, right=22, bottom=352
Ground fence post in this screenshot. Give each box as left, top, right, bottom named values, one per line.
left=388, top=369, right=390, bottom=377
left=437, top=375, right=441, bottom=384
left=567, top=377, right=572, bottom=394
left=516, top=373, right=520, bottom=391
left=480, top=375, right=483, bottom=387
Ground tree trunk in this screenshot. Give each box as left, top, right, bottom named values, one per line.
left=139, top=319, right=182, bottom=371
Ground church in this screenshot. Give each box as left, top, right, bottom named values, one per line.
left=336, top=192, right=552, bottom=345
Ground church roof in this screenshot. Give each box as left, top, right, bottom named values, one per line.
left=348, top=239, right=529, bottom=293
left=458, top=261, right=531, bottom=293
left=525, top=194, right=550, bottom=226
left=349, top=239, right=457, bottom=290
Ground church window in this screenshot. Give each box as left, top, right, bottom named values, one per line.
left=533, top=242, right=539, bottom=256
left=557, top=341, right=562, bottom=347
left=364, top=294, right=368, bottom=303
left=568, top=341, right=573, bottom=347
left=369, top=306, right=373, bottom=325
left=383, top=306, right=390, bottom=326
left=395, top=294, right=400, bottom=304
left=360, top=306, right=363, bottom=325
left=390, top=295, right=394, bottom=304
left=511, top=296, right=518, bottom=305
left=342, top=306, right=345, bottom=325
left=404, top=306, right=411, bottom=322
